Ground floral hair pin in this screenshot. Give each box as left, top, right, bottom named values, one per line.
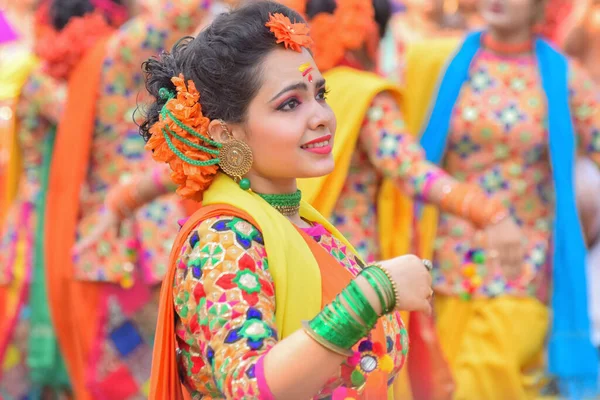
left=265, top=13, right=313, bottom=52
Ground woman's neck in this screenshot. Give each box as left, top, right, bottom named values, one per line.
left=247, top=174, right=298, bottom=195
left=487, top=25, right=533, bottom=46
left=484, top=27, right=534, bottom=55
left=247, top=175, right=304, bottom=223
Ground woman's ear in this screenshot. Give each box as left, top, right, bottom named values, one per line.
left=208, top=119, right=232, bottom=144
left=208, top=119, right=248, bottom=143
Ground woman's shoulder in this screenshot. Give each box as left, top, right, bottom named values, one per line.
left=177, top=213, right=266, bottom=272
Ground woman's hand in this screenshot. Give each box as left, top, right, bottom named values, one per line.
left=482, top=217, right=525, bottom=281
left=379, top=255, right=433, bottom=314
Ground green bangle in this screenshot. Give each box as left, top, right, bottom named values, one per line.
left=309, top=277, right=384, bottom=352
left=364, top=266, right=396, bottom=313
left=302, top=321, right=353, bottom=357
left=329, top=297, right=368, bottom=336
left=359, top=267, right=389, bottom=314
left=312, top=303, right=364, bottom=349
left=344, top=280, right=378, bottom=327
left=374, top=264, right=399, bottom=310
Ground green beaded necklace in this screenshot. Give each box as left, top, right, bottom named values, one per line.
left=256, top=190, right=302, bottom=217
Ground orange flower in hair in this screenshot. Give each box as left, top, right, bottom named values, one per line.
left=279, top=0, right=376, bottom=71
left=310, top=13, right=344, bottom=71
left=265, top=13, right=314, bottom=52
left=35, top=12, right=113, bottom=80
left=146, top=74, right=219, bottom=201
left=336, top=0, right=375, bottom=49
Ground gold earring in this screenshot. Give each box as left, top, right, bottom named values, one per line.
left=217, top=121, right=253, bottom=190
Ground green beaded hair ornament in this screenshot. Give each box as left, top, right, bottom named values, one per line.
left=157, top=86, right=253, bottom=190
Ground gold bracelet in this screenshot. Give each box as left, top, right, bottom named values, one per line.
left=374, top=264, right=399, bottom=310
left=301, top=321, right=354, bottom=357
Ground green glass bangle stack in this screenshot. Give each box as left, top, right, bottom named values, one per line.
left=359, top=266, right=397, bottom=314
left=303, top=266, right=397, bottom=356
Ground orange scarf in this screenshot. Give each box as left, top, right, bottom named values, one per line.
left=45, top=36, right=111, bottom=399
left=150, top=204, right=387, bottom=399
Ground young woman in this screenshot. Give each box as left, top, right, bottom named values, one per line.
left=402, top=0, right=600, bottom=397
left=0, top=0, right=127, bottom=397
left=42, top=0, right=208, bottom=397
left=145, top=2, right=433, bottom=399
left=86, top=2, right=519, bottom=397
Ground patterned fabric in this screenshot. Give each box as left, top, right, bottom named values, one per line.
left=0, top=70, right=65, bottom=282
left=0, top=69, right=66, bottom=399
left=430, top=49, right=600, bottom=300
left=73, top=0, right=206, bottom=284
left=174, top=217, right=408, bottom=399
left=88, top=278, right=159, bottom=399
left=73, top=1, right=209, bottom=396
left=330, top=93, right=450, bottom=263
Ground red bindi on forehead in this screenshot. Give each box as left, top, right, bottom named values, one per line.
left=298, top=62, right=314, bottom=83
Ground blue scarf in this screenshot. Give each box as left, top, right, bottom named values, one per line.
left=419, top=31, right=599, bottom=397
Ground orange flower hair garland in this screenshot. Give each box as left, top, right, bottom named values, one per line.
left=146, top=75, right=220, bottom=201
left=279, top=0, right=377, bottom=71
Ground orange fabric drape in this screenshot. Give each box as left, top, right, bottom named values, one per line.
left=45, top=36, right=111, bottom=399
left=150, top=204, right=387, bottom=399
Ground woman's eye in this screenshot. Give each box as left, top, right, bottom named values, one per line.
left=278, top=98, right=301, bottom=111
left=316, top=88, right=330, bottom=101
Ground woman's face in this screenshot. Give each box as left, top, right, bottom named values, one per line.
left=230, top=47, right=336, bottom=188
left=480, top=0, right=538, bottom=32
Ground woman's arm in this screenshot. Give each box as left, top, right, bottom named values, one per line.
left=359, top=92, right=507, bottom=228
left=176, top=215, right=429, bottom=399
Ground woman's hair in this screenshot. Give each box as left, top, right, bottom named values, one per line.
left=139, top=1, right=305, bottom=142
left=49, top=0, right=125, bottom=30
left=49, top=0, right=94, bottom=30
left=372, top=0, right=392, bottom=38
left=305, top=0, right=392, bottom=38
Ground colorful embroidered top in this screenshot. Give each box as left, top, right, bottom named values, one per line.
left=74, top=0, right=210, bottom=285
left=428, top=47, right=600, bottom=300
left=0, top=67, right=66, bottom=399
left=0, top=67, right=65, bottom=283
left=174, top=216, right=408, bottom=399
left=330, top=92, right=450, bottom=264
left=0, top=69, right=66, bottom=247
left=71, top=1, right=210, bottom=397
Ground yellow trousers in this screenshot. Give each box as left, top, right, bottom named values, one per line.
left=435, top=295, right=549, bottom=400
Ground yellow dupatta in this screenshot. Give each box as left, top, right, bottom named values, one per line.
left=297, top=66, right=411, bottom=260
left=0, top=48, right=37, bottom=223
left=151, top=174, right=390, bottom=398
left=402, top=38, right=460, bottom=260
left=204, top=174, right=359, bottom=336
left=296, top=56, right=462, bottom=399
left=0, top=47, right=36, bottom=381
left=297, top=66, right=412, bottom=399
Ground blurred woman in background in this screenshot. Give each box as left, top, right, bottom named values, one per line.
left=0, top=0, right=127, bottom=397
left=403, top=0, right=600, bottom=397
